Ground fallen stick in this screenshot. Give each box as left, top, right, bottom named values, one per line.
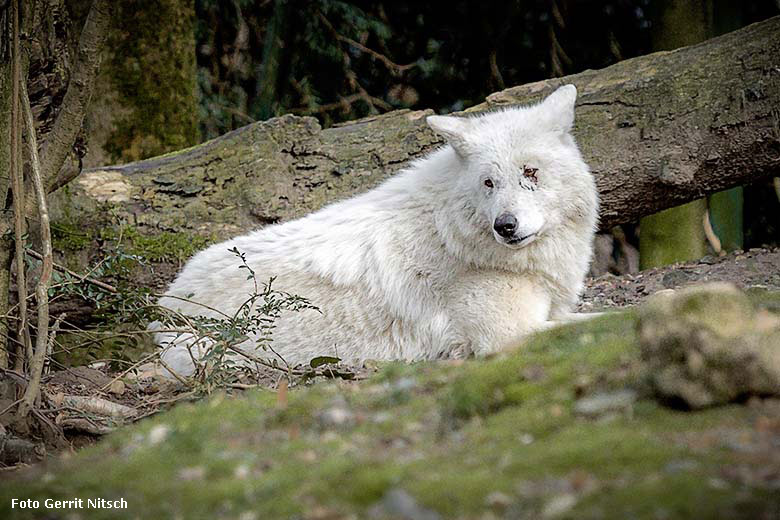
left=57, top=394, right=137, bottom=419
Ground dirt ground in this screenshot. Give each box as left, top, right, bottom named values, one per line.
left=580, top=247, right=780, bottom=311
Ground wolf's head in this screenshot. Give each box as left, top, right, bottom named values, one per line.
left=427, top=85, right=597, bottom=250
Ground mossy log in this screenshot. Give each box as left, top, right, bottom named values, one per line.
left=51, top=17, right=780, bottom=262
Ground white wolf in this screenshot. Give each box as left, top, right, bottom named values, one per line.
left=155, top=85, right=598, bottom=376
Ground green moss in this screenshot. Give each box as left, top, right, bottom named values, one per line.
left=102, top=226, right=213, bottom=263
left=445, top=311, right=639, bottom=419
left=2, top=299, right=780, bottom=519
left=570, top=471, right=780, bottom=519
left=51, top=221, right=95, bottom=252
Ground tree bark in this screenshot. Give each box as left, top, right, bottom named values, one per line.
left=81, top=0, right=200, bottom=167
left=38, top=0, right=110, bottom=194
left=639, top=0, right=711, bottom=269
left=50, top=16, right=780, bottom=269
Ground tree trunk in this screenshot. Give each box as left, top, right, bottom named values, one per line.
left=638, top=0, right=712, bottom=269
left=252, top=0, right=289, bottom=121
left=49, top=16, right=780, bottom=275
left=81, top=0, right=200, bottom=167
left=706, top=0, right=748, bottom=253
left=639, top=201, right=707, bottom=269
left=0, top=0, right=109, bottom=378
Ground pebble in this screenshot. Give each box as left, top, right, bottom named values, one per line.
left=369, top=488, right=441, bottom=520
left=541, top=493, right=577, bottom=518
left=485, top=491, right=513, bottom=509
left=147, top=424, right=171, bottom=445
left=573, top=390, right=637, bottom=418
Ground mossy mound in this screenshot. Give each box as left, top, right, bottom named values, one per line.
left=2, top=294, right=780, bottom=519
left=640, top=283, right=780, bottom=409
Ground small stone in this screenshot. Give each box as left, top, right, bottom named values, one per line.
left=393, top=377, right=418, bottom=392
left=369, top=488, right=441, bottom=520
left=485, top=491, right=513, bottom=510
left=109, top=380, right=126, bottom=395
left=319, top=397, right=355, bottom=428
left=178, top=466, right=206, bottom=481
left=574, top=390, right=637, bottom=418
left=541, top=493, right=577, bottom=518
left=299, top=450, right=317, bottom=463
left=320, top=406, right=354, bottom=427
left=152, top=175, right=176, bottom=185
left=372, top=411, right=392, bottom=423
left=664, top=459, right=699, bottom=473
left=661, top=270, right=693, bottom=288
left=518, top=433, right=534, bottom=445
left=148, top=424, right=171, bottom=445
left=708, top=477, right=729, bottom=490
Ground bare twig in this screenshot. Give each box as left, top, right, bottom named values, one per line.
left=59, top=395, right=137, bottom=418
left=316, top=11, right=416, bottom=76
left=290, top=94, right=376, bottom=115
left=58, top=418, right=114, bottom=435
left=0, top=367, right=28, bottom=385
left=316, top=11, right=393, bottom=114
left=156, top=356, right=189, bottom=386
left=489, top=50, right=505, bottom=90
left=0, top=398, right=24, bottom=418
left=98, top=351, right=161, bottom=392
left=16, top=77, right=54, bottom=419
left=43, top=314, right=64, bottom=375
left=26, top=248, right=118, bottom=293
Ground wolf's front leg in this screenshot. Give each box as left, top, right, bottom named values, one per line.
left=448, top=271, right=552, bottom=357
left=550, top=310, right=606, bottom=323
left=547, top=298, right=609, bottom=327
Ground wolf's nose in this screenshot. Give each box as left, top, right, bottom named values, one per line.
left=493, top=214, right=517, bottom=238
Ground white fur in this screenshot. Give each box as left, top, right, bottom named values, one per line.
left=155, top=85, right=599, bottom=376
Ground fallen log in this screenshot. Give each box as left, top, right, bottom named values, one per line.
left=51, top=16, right=780, bottom=266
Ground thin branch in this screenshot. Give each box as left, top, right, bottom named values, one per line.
left=43, top=314, right=64, bottom=376
left=489, top=50, right=505, bottom=90
left=289, top=93, right=389, bottom=115
left=36, top=0, right=110, bottom=196
left=316, top=11, right=393, bottom=114
left=26, top=248, right=117, bottom=293
left=9, top=0, right=31, bottom=373
left=316, top=11, right=416, bottom=76
left=16, top=77, right=53, bottom=419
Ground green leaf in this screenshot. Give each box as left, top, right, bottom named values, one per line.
left=309, top=356, right=341, bottom=368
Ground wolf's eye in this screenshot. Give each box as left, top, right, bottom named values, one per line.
left=522, top=166, right=539, bottom=183
left=483, top=179, right=494, bottom=188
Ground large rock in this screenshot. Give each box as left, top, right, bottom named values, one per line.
left=639, top=283, right=780, bottom=408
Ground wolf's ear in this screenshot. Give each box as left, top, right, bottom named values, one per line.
left=541, top=84, right=577, bottom=133
left=427, top=115, right=474, bottom=157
